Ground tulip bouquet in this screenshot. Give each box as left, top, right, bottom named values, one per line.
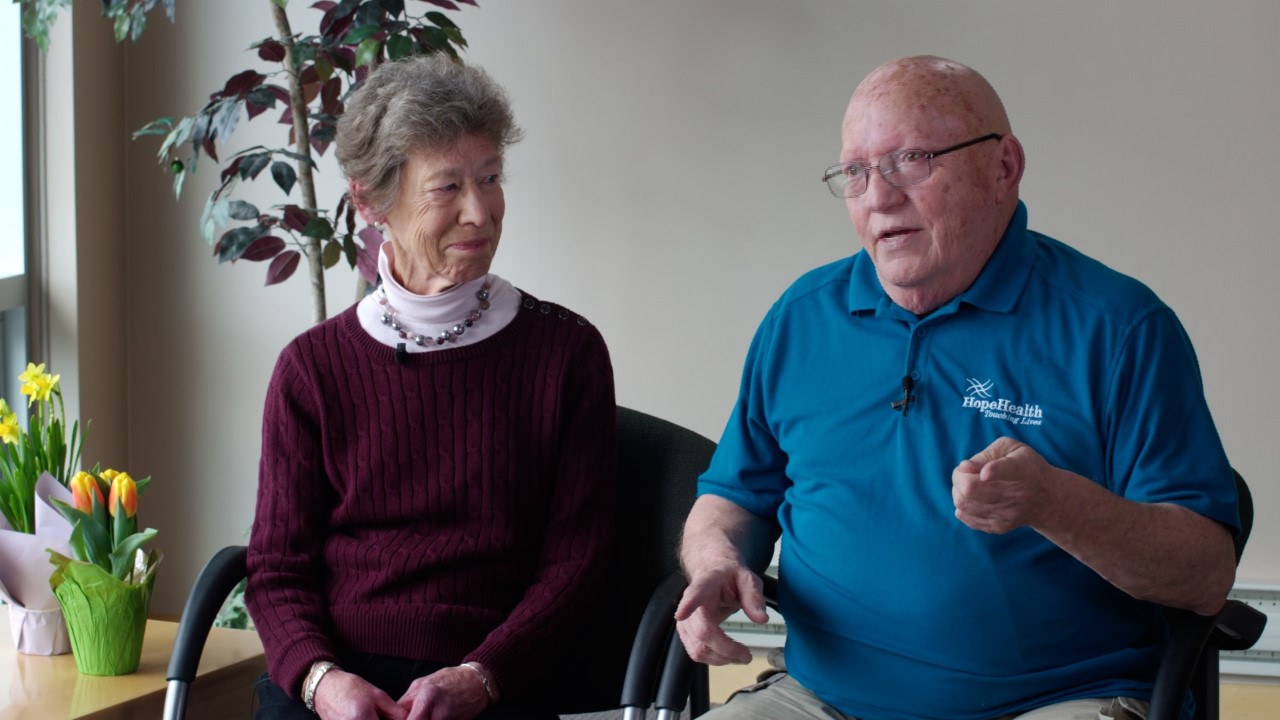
left=51, top=468, right=157, bottom=581
left=47, top=467, right=160, bottom=675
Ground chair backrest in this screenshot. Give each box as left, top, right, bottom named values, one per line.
left=538, top=406, right=715, bottom=714
left=1231, top=469, right=1253, bottom=562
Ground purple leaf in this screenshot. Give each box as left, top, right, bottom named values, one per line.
left=203, top=134, right=219, bottom=162
left=242, top=235, right=286, bottom=262
left=223, top=70, right=266, bottom=99
left=283, top=205, right=310, bottom=233
left=258, top=39, right=287, bottom=63
left=266, top=251, right=301, bottom=286
left=220, top=157, right=243, bottom=183
left=321, top=77, right=342, bottom=115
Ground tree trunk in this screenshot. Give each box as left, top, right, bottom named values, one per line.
left=270, top=2, right=326, bottom=324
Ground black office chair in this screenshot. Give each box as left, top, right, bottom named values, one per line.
left=162, top=405, right=716, bottom=720
left=625, top=470, right=1266, bottom=720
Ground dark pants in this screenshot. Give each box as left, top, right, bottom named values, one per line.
left=253, top=652, right=558, bottom=720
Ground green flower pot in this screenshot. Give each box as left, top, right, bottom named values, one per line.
left=48, top=549, right=160, bottom=676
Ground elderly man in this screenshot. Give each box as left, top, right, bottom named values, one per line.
left=675, top=56, right=1238, bottom=720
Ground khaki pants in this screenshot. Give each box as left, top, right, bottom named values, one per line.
left=702, top=672, right=1149, bottom=720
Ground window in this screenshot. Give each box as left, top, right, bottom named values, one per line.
left=0, top=3, right=29, bottom=411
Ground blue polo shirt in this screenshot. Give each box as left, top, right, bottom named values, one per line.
left=700, top=202, right=1237, bottom=720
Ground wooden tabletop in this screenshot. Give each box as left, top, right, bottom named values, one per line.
left=1, top=611, right=265, bottom=720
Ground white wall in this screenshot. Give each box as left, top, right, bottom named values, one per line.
left=104, top=0, right=1278, bottom=615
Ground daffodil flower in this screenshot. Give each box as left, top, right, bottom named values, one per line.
left=0, top=360, right=86, bottom=534
left=0, top=399, right=19, bottom=445
left=18, top=361, right=60, bottom=406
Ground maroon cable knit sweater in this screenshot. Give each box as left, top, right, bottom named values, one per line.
left=245, top=293, right=616, bottom=702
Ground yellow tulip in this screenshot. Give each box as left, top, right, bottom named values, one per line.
left=69, top=470, right=104, bottom=514
left=107, top=472, right=138, bottom=518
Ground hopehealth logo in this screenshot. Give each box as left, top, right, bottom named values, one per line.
left=961, top=379, right=1044, bottom=427
left=965, top=378, right=994, bottom=399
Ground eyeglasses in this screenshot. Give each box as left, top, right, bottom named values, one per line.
left=822, top=133, right=1003, bottom=198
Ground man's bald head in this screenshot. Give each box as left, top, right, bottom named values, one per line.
left=845, top=56, right=1011, bottom=141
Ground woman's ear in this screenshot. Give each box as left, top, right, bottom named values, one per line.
left=349, top=182, right=384, bottom=225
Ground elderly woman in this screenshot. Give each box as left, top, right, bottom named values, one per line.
left=246, top=54, right=616, bottom=720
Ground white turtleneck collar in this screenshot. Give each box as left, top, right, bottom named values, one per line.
left=356, top=243, right=519, bottom=352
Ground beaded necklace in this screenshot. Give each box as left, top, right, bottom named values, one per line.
left=376, top=280, right=492, bottom=346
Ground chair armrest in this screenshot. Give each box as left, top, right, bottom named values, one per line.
left=621, top=571, right=687, bottom=718
left=1210, top=598, right=1267, bottom=651
left=162, top=545, right=249, bottom=720
left=1148, top=599, right=1268, bottom=720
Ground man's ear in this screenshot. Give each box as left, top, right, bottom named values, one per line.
left=349, top=182, right=384, bottom=225
left=993, top=135, right=1025, bottom=204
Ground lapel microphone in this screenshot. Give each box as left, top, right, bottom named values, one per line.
left=890, top=375, right=915, bottom=415
left=395, top=342, right=409, bottom=366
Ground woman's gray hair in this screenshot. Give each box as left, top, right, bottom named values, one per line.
left=336, top=53, right=523, bottom=220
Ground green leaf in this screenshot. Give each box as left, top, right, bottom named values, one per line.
left=420, top=26, right=449, bottom=52
left=129, top=4, right=148, bottom=42
left=156, top=116, right=193, bottom=162
left=226, top=200, right=260, bottom=221
left=111, top=498, right=131, bottom=551
left=132, top=116, right=174, bottom=139
left=343, top=24, right=382, bottom=45
left=109, top=528, right=158, bottom=580
left=355, top=37, right=382, bottom=68
left=426, top=11, right=458, bottom=29
left=314, top=55, right=334, bottom=83
left=387, top=33, right=414, bottom=60
left=211, top=98, right=242, bottom=146
left=342, top=232, right=358, bottom=267
left=19, top=0, right=73, bottom=54
left=302, top=217, right=334, bottom=240
left=216, top=224, right=268, bottom=262
left=444, top=27, right=467, bottom=48
left=201, top=196, right=224, bottom=245
left=53, top=497, right=113, bottom=572
left=276, top=149, right=320, bottom=170
left=321, top=240, right=341, bottom=269
left=272, top=0, right=289, bottom=9
left=272, top=161, right=297, bottom=195
left=112, top=13, right=131, bottom=43
left=238, top=152, right=270, bottom=180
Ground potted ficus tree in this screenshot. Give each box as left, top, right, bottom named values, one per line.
left=21, top=0, right=479, bottom=323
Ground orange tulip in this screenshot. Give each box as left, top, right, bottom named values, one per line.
left=69, top=471, right=104, bottom=514
left=107, top=472, right=138, bottom=518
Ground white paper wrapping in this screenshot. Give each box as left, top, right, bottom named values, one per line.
left=0, top=472, right=76, bottom=654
